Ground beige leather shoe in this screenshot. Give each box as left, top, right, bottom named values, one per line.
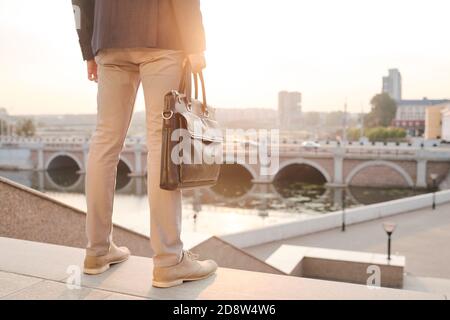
left=152, top=250, right=218, bottom=288
left=83, top=243, right=130, bottom=275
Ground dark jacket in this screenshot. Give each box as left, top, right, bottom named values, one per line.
left=72, top=0, right=206, bottom=61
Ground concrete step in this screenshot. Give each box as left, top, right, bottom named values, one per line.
left=404, top=275, right=450, bottom=298
left=0, top=271, right=148, bottom=300
left=0, top=237, right=444, bottom=300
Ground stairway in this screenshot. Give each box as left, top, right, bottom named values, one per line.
left=0, top=237, right=443, bottom=300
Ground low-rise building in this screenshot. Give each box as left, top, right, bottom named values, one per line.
left=424, top=104, right=448, bottom=140
left=442, top=106, right=450, bottom=142
left=394, top=98, right=449, bottom=137
left=214, top=107, right=278, bottom=129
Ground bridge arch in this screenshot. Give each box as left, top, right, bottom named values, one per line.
left=345, top=160, right=414, bottom=187
left=44, top=171, right=84, bottom=191
left=210, top=163, right=256, bottom=199
left=276, top=159, right=332, bottom=183
left=46, top=152, right=83, bottom=171
left=219, top=162, right=258, bottom=181
left=118, top=156, right=133, bottom=175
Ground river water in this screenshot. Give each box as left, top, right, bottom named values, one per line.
left=0, top=169, right=425, bottom=237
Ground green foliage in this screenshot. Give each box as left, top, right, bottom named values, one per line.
left=0, top=119, right=8, bottom=135
left=346, top=126, right=406, bottom=142
left=365, top=127, right=406, bottom=142
left=365, top=93, right=397, bottom=128
left=15, top=118, right=36, bottom=137
left=347, top=127, right=362, bottom=141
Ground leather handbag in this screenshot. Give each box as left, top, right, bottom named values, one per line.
left=160, top=62, right=223, bottom=191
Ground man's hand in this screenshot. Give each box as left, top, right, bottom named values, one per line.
left=87, top=59, right=98, bottom=82
left=188, top=53, right=206, bottom=73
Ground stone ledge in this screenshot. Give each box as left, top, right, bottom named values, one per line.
left=0, top=176, right=151, bottom=256
left=266, top=245, right=404, bottom=288
left=0, top=237, right=444, bottom=300
left=221, top=190, right=450, bottom=248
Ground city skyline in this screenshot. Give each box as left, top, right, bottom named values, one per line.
left=1, top=0, right=450, bottom=115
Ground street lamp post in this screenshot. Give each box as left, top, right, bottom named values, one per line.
left=342, top=101, right=348, bottom=146
left=430, top=173, right=438, bottom=210
left=341, top=188, right=346, bottom=232
left=383, top=222, right=397, bottom=261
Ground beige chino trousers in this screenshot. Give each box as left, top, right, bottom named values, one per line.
left=85, top=48, right=184, bottom=267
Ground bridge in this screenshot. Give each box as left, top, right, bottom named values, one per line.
left=1, top=136, right=450, bottom=189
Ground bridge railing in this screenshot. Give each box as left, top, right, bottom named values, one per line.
left=1, top=137, right=450, bottom=160
left=0, top=136, right=90, bottom=145
left=344, top=147, right=417, bottom=157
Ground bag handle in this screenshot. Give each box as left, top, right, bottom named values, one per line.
left=193, top=72, right=208, bottom=115
left=178, top=61, right=208, bottom=116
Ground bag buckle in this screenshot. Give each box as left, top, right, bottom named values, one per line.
left=162, top=110, right=174, bottom=120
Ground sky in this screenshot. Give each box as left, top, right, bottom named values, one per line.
left=0, top=0, right=450, bottom=115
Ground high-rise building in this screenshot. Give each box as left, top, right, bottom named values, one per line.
left=278, top=91, right=302, bottom=130
left=382, top=69, right=402, bottom=101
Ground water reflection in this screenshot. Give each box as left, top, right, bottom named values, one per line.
left=47, top=169, right=82, bottom=189
left=0, top=168, right=426, bottom=235
left=274, top=181, right=337, bottom=213
left=0, top=168, right=426, bottom=211
left=211, top=164, right=253, bottom=198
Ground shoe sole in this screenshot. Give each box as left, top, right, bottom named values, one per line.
left=83, top=255, right=130, bottom=275
left=152, top=270, right=216, bottom=288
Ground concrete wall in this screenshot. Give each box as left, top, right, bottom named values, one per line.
left=300, top=257, right=403, bottom=289
left=427, top=161, right=450, bottom=186
left=191, top=236, right=284, bottom=275
left=0, top=176, right=153, bottom=257
left=0, top=149, right=33, bottom=170
left=266, top=245, right=404, bottom=288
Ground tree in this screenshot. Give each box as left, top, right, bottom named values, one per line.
left=347, top=127, right=362, bottom=141
left=0, top=119, right=8, bottom=135
left=365, top=127, right=406, bottom=142
left=15, top=118, right=36, bottom=137
left=365, top=93, right=397, bottom=128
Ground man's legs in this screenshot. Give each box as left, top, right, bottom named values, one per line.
left=137, top=48, right=184, bottom=267
left=139, top=50, right=219, bottom=286
left=85, top=49, right=140, bottom=257
left=84, top=48, right=217, bottom=284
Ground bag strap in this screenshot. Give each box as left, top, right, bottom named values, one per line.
left=178, top=60, right=208, bottom=116
left=178, top=61, right=190, bottom=97
left=193, top=72, right=208, bottom=115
